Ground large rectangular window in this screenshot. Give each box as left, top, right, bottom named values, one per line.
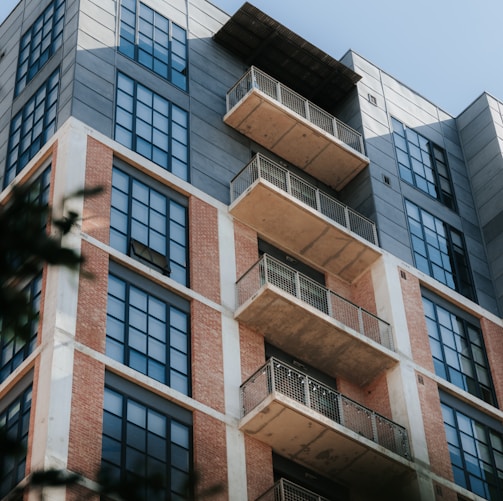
left=15, top=0, right=65, bottom=95
left=115, top=73, right=189, bottom=181
left=406, top=200, right=475, bottom=300
left=110, top=167, right=188, bottom=285
left=0, top=167, right=50, bottom=381
left=0, top=386, right=32, bottom=498
left=5, top=70, right=59, bottom=187
left=119, top=0, right=187, bottom=90
left=0, top=273, right=42, bottom=382
left=392, top=118, right=455, bottom=209
left=423, top=296, right=496, bottom=406
left=442, top=403, right=503, bottom=500
left=101, top=376, right=192, bottom=500
left=106, top=272, right=190, bottom=395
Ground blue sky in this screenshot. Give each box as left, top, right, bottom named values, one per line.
left=1, top=0, right=501, bottom=116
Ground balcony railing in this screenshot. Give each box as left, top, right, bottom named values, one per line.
left=227, top=66, right=365, bottom=155
left=230, top=153, right=378, bottom=245
left=236, top=255, right=394, bottom=351
left=256, top=478, right=329, bottom=501
left=242, top=358, right=410, bottom=459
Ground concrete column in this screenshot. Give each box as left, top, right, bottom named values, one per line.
left=29, top=121, right=87, bottom=500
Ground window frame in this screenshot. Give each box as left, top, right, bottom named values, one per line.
left=5, top=69, right=60, bottom=187
left=106, top=262, right=191, bottom=396
left=405, top=200, right=476, bottom=301
left=114, top=72, right=189, bottom=182
left=118, top=0, right=188, bottom=91
left=422, top=291, right=497, bottom=406
left=441, top=395, right=503, bottom=500
left=391, top=117, right=456, bottom=210
left=102, top=372, right=193, bottom=500
left=15, top=0, right=66, bottom=96
left=110, top=162, right=189, bottom=286
left=0, top=375, right=33, bottom=499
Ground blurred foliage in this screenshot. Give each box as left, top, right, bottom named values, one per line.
left=0, top=182, right=223, bottom=499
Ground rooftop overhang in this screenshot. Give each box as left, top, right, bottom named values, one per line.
left=213, top=2, right=361, bottom=112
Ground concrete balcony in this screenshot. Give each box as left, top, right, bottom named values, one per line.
left=230, top=154, right=380, bottom=283
left=235, top=255, right=398, bottom=386
left=256, top=478, right=329, bottom=501
left=224, top=67, right=369, bottom=191
left=242, top=359, right=412, bottom=493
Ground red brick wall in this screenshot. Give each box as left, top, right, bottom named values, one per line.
left=245, top=436, right=273, bottom=500
left=191, top=300, right=225, bottom=413
left=193, top=411, right=228, bottom=500
left=66, top=352, right=105, bottom=478
left=416, top=374, right=453, bottom=480
left=480, top=317, right=503, bottom=406
left=190, top=198, right=220, bottom=303
left=234, top=220, right=258, bottom=279
left=82, top=137, right=113, bottom=243
left=350, top=270, right=377, bottom=315
left=399, top=269, right=434, bottom=370
left=239, top=324, right=265, bottom=381
left=75, top=241, right=108, bottom=352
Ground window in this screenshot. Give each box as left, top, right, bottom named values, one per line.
left=5, top=70, right=59, bottom=187
left=115, top=73, right=189, bottom=181
left=442, top=403, right=503, bottom=500
left=0, top=273, right=42, bottom=382
left=0, top=385, right=32, bottom=498
left=110, top=167, right=188, bottom=285
left=119, top=0, right=187, bottom=90
left=102, top=376, right=192, bottom=500
left=15, top=0, right=65, bottom=95
left=392, top=118, right=455, bottom=209
left=106, top=271, right=190, bottom=395
left=0, top=167, right=50, bottom=381
left=405, top=200, right=475, bottom=300
left=423, top=296, right=496, bottom=405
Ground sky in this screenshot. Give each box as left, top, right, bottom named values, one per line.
left=1, top=0, right=501, bottom=116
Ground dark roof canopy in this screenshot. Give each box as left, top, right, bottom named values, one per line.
left=213, top=2, right=361, bottom=112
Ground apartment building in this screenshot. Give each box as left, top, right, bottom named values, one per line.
left=0, top=1, right=502, bottom=500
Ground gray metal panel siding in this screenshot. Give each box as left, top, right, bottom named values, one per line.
left=347, top=51, right=497, bottom=313
left=458, top=94, right=503, bottom=313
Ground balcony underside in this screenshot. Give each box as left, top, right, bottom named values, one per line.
left=230, top=180, right=380, bottom=283
left=240, top=394, right=412, bottom=494
left=235, top=286, right=397, bottom=386
left=224, top=90, right=369, bottom=191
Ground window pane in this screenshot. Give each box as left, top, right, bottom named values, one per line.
left=106, top=273, right=189, bottom=392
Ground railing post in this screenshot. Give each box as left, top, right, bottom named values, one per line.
left=371, top=411, right=378, bottom=444
left=344, top=205, right=351, bottom=231
left=305, top=100, right=310, bottom=121
left=276, top=81, right=282, bottom=103
left=263, top=256, right=269, bottom=286
left=358, top=307, right=364, bottom=336
left=279, top=479, right=285, bottom=501
left=304, top=375, right=311, bottom=408
left=337, top=394, right=344, bottom=426
left=285, top=169, right=292, bottom=195
left=294, top=270, right=301, bottom=299
left=332, top=117, right=339, bottom=139
left=269, top=359, right=275, bottom=394
left=315, top=188, right=322, bottom=212
left=326, top=289, right=333, bottom=318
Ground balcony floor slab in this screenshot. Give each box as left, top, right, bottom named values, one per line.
left=236, top=285, right=398, bottom=386
left=240, top=394, right=413, bottom=494
left=230, top=180, right=380, bottom=283
left=224, top=90, right=369, bottom=191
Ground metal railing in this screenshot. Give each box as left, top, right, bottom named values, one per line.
left=243, top=358, right=410, bottom=459
left=230, top=153, right=378, bottom=245
left=256, top=478, right=330, bottom=501
left=226, top=66, right=365, bottom=155
left=236, top=254, right=394, bottom=350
